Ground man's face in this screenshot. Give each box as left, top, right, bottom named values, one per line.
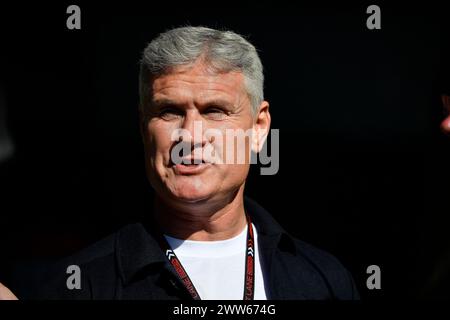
left=441, top=95, right=450, bottom=136
left=141, top=61, right=258, bottom=205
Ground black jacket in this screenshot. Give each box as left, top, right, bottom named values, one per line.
left=39, top=197, right=359, bottom=300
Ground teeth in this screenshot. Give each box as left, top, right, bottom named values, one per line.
left=181, top=159, right=204, bottom=165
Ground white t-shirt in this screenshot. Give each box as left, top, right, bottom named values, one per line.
left=164, top=223, right=268, bottom=300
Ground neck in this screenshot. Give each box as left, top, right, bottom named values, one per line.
left=153, top=187, right=247, bottom=241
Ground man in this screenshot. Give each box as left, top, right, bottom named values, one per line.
left=0, top=26, right=359, bottom=300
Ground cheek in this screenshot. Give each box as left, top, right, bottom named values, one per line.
left=207, top=119, right=254, bottom=163
left=216, top=163, right=250, bottom=190
left=145, top=122, right=176, bottom=158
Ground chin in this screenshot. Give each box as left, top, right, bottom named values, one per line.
left=169, top=191, right=213, bottom=204
left=169, top=180, right=215, bottom=204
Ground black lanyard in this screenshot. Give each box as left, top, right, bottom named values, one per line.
left=158, top=214, right=255, bottom=300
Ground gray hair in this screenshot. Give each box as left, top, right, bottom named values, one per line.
left=139, top=26, right=264, bottom=115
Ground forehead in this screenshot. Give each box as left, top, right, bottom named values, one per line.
left=150, top=62, right=247, bottom=103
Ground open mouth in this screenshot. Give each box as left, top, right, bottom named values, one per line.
left=169, top=157, right=208, bottom=166
left=181, top=159, right=206, bottom=166
left=171, top=158, right=211, bottom=175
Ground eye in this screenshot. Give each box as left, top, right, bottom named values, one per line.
left=158, top=107, right=183, bottom=121
left=203, top=106, right=228, bottom=120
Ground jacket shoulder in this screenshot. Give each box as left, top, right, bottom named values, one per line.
left=292, top=238, right=360, bottom=300
left=37, top=225, right=138, bottom=299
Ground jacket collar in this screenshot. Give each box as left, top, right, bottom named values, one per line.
left=116, top=196, right=296, bottom=285
left=116, top=222, right=167, bottom=285
left=244, top=197, right=297, bottom=253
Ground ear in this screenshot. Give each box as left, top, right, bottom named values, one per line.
left=251, top=101, right=271, bottom=153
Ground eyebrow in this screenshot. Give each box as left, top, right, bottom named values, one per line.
left=151, top=98, right=235, bottom=110
left=151, top=98, right=180, bottom=108
left=201, top=99, right=235, bottom=109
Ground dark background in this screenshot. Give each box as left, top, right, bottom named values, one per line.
left=0, top=1, right=449, bottom=300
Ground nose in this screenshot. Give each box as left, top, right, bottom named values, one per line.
left=180, top=110, right=207, bottom=148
